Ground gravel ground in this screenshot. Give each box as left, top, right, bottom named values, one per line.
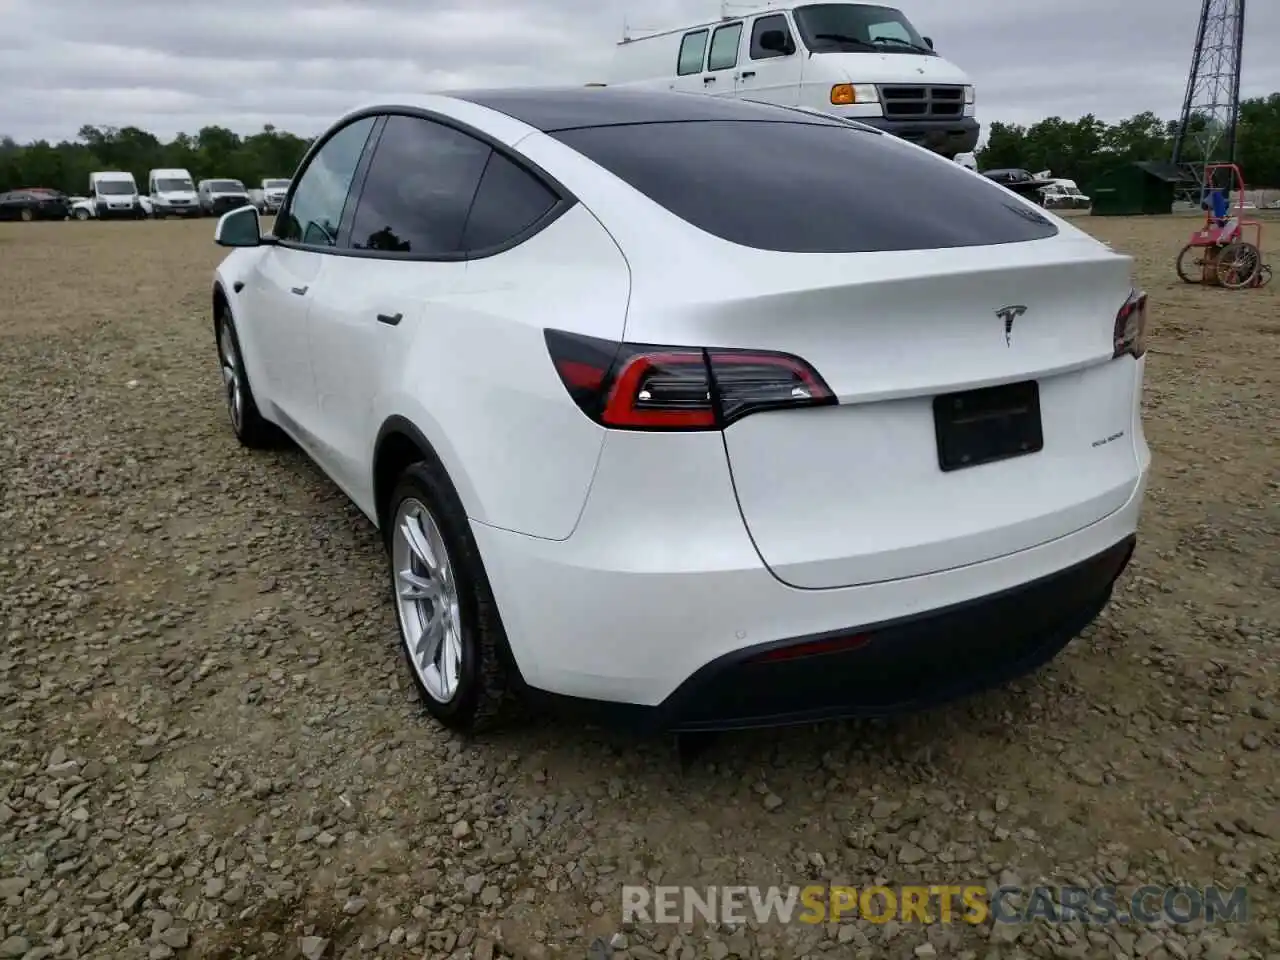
left=0, top=215, right=1276, bottom=960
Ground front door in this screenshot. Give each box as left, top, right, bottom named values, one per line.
left=247, top=113, right=380, bottom=448
left=737, top=13, right=803, bottom=105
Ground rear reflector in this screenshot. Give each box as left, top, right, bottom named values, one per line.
left=750, top=633, right=871, bottom=663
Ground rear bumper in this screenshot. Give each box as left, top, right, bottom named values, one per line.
left=856, top=116, right=979, bottom=156
left=471, top=405, right=1149, bottom=720
left=535, top=535, right=1134, bottom=732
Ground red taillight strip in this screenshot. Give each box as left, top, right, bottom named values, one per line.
left=601, top=352, right=714, bottom=428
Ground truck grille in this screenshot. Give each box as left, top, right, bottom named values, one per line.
left=877, top=84, right=965, bottom=119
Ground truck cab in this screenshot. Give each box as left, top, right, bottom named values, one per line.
left=608, top=1, right=978, bottom=159
left=258, top=178, right=290, bottom=214
left=147, top=168, right=200, bottom=218
left=84, top=171, right=144, bottom=219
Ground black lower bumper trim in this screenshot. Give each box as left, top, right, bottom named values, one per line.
left=527, top=536, right=1136, bottom=734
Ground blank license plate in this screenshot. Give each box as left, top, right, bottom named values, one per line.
left=933, top=380, right=1043, bottom=472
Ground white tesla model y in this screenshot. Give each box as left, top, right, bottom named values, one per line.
left=210, top=87, right=1150, bottom=733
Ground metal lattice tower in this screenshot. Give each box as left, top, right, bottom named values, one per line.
left=1171, top=0, right=1246, bottom=193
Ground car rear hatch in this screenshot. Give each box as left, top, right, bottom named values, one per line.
left=628, top=237, right=1143, bottom=590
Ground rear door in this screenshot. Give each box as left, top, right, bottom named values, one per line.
left=736, top=13, right=803, bottom=105
left=672, top=29, right=709, bottom=93
left=703, top=21, right=744, bottom=98
left=304, top=113, right=490, bottom=501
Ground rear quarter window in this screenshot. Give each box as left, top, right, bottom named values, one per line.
left=551, top=120, right=1059, bottom=253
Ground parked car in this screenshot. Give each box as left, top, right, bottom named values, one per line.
left=210, top=88, right=1150, bottom=734
left=1040, top=179, right=1091, bottom=209
left=198, top=179, right=252, bottom=217
left=0, top=189, right=71, bottom=221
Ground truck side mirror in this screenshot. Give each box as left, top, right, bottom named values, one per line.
left=759, top=29, right=794, bottom=54
left=923, top=36, right=934, bottom=49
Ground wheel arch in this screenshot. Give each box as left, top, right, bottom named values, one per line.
left=372, top=415, right=482, bottom=537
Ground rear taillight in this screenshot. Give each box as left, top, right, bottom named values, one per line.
left=544, top=329, right=835, bottom=431
left=1113, top=289, right=1148, bottom=359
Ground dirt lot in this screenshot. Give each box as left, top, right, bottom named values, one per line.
left=0, top=214, right=1276, bottom=960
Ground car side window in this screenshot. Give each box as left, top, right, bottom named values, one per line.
left=750, top=14, right=792, bottom=59
left=348, top=115, right=491, bottom=257
left=708, top=23, right=743, bottom=70
left=459, top=151, right=560, bottom=253
left=277, top=115, right=377, bottom=247
left=677, top=29, right=708, bottom=76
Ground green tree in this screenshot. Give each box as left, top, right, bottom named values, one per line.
left=2, top=95, right=1278, bottom=195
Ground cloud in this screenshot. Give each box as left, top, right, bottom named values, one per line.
left=2, top=0, right=1276, bottom=142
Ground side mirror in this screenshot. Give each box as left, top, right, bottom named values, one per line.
left=215, top=206, right=261, bottom=247
left=759, top=29, right=794, bottom=54
left=923, top=36, right=934, bottom=49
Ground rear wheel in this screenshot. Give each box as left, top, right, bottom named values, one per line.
left=1175, top=244, right=1205, bottom=284
left=386, top=462, right=514, bottom=733
left=1216, top=241, right=1261, bottom=289
left=20, top=207, right=34, bottom=222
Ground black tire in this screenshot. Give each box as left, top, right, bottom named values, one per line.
left=74, top=209, right=90, bottom=221
left=1216, top=241, right=1261, bottom=290
left=1175, top=244, right=1203, bottom=284
left=385, top=461, right=515, bottom=733
left=215, top=309, right=281, bottom=449
left=20, top=208, right=33, bottom=222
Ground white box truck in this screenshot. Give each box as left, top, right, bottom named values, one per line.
left=608, top=1, right=978, bottom=159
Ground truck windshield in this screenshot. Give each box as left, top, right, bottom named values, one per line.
left=793, top=3, right=934, bottom=55
left=96, top=181, right=135, bottom=195
left=156, top=179, right=193, bottom=192
left=264, top=179, right=290, bottom=189
left=209, top=180, right=246, bottom=193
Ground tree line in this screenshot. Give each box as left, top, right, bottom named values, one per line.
left=0, top=124, right=312, bottom=195
left=973, top=92, right=1280, bottom=189
left=2, top=92, right=1278, bottom=196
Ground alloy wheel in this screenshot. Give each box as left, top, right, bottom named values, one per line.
left=218, top=324, right=244, bottom=433
left=391, top=498, right=463, bottom=704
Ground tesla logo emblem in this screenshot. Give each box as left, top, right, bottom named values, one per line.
left=996, top=305, right=1027, bottom=345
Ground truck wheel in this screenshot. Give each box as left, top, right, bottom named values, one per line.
left=74, top=209, right=91, bottom=221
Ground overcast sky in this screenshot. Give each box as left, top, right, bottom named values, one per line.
left=2, top=0, right=1277, bottom=144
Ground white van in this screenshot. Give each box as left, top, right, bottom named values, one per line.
left=608, top=1, right=978, bottom=159
left=147, top=168, right=200, bottom=218
left=78, top=171, right=144, bottom=219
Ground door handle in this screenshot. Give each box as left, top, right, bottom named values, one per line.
left=290, top=285, right=308, bottom=295
left=741, top=70, right=756, bottom=78
left=703, top=76, right=715, bottom=84
left=376, top=312, right=403, bottom=326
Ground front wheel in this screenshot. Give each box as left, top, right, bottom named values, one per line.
left=1175, top=244, right=1205, bottom=284
left=386, top=462, right=515, bottom=732
left=215, top=310, right=280, bottom=448
left=73, top=208, right=90, bottom=221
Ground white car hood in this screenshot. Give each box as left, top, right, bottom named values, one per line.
left=158, top=191, right=197, bottom=202
left=823, top=52, right=970, bottom=85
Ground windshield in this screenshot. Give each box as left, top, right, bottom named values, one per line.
left=96, top=180, right=136, bottom=195
left=793, top=3, right=934, bottom=55
left=264, top=179, right=290, bottom=189
left=209, top=180, right=246, bottom=193
left=156, top=178, right=193, bottom=192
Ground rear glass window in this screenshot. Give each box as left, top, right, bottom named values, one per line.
left=551, top=120, right=1059, bottom=253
